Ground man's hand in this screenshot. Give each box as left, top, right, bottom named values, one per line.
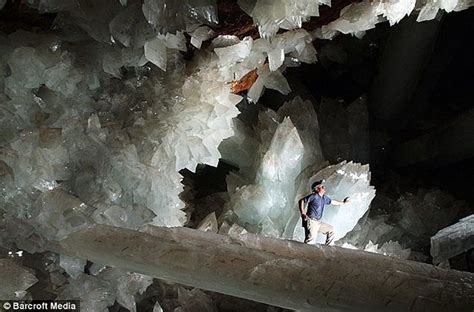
left=343, top=197, right=350, bottom=204
left=301, top=213, right=308, bottom=221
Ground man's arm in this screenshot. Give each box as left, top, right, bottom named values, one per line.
left=330, top=197, right=350, bottom=206
left=298, top=197, right=307, bottom=220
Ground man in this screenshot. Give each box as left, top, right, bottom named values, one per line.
left=298, top=180, right=349, bottom=245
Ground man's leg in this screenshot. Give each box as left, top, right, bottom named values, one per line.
left=318, top=221, right=335, bottom=245
left=304, top=219, right=320, bottom=244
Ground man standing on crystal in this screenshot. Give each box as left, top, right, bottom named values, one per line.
left=298, top=180, right=349, bottom=245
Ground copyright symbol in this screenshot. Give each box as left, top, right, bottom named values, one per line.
left=3, top=302, right=11, bottom=310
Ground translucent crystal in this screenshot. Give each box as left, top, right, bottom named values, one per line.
left=320, top=0, right=419, bottom=37
left=190, top=26, right=215, bottom=49
left=109, top=2, right=142, bottom=47
left=116, top=272, right=153, bottom=312
left=144, top=37, right=167, bottom=71
left=56, top=273, right=116, bottom=312
left=325, top=2, right=384, bottom=36
left=398, top=189, right=463, bottom=242
left=159, top=32, right=187, bottom=52
left=197, top=212, right=218, bottom=233
left=431, top=214, right=474, bottom=265
left=142, top=0, right=218, bottom=33
left=267, top=47, right=284, bottom=71
left=29, top=190, right=92, bottom=241
left=223, top=97, right=328, bottom=237
left=382, top=0, right=416, bottom=26
left=142, top=0, right=185, bottom=32
left=417, top=0, right=473, bottom=22
left=5, top=47, right=46, bottom=98
left=153, top=301, right=164, bottom=312
left=59, top=254, right=87, bottom=279
left=0, top=259, right=38, bottom=300
left=364, top=240, right=411, bottom=259
left=214, top=37, right=253, bottom=66
left=52, top=224, right=474, bottom=311
left=290, top=161, right=376, bottom=243
left=241, top=0, right=325, bottom=38
left=210, top=35, right=240, bottom=49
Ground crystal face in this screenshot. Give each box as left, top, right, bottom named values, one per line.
left=431, top=214, right=474, bottom=265
left=0, top=259, right=39, bottom=300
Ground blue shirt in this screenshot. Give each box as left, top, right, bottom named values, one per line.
left=303, top=193, right=332, bottom=220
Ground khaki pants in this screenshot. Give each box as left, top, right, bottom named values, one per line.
left=304, top=218, right=335, bottom=245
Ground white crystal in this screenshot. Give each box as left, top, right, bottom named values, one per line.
left=153, top=301, right=164, bottom=312
left=51, top=224, right=474, bottom=311
left=190, top=26, right=215, bottom=49
left=56, top=273, right=116, bottom=312
left=159, top=32, right=187, bottom=52
left=197, top=212, right=219, bottom=233
left=5, top=47, right=45, bottom=97
left=223, top=97, right=328, bottom=238
left=214, top=37, right=253, bottom=66
left=59, top=254, right=87, bottom=279
left=29, top=190, right=92, bottom=241
left=382, top=0, right=416, bottom=26
left=362, top=240, right=411, bottom=260
left=241, top=0, right=325, bottom=38
left=144, top=37, right=167, bottom=71
left=210, top=35, right=240, bottom=49
left=116, top=272, right=153, bottom=312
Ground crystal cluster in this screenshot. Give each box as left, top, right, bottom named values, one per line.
left=316, top=0, right=474, bottom=39
left=342, top=240, right=411, bottom=260
left=212, top=29, right=317, bottom=103
left=417, top=0, right=474, bottom=22
left=397, top=189, right=465, bottom=243
left=292, top=161, right=376, bottom=243
left=238, top=0, right=329, bottom=38
left=1, top=0, right=473, bottom=309
left=220, top=96, right=375, bottom=242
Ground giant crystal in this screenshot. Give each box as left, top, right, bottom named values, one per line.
left=431, top=214, right=474, bottom=265
left=222, top=97, right=326, bottom=237
left=221, top=96, right=374, bottom=242
left=291, top=161, right=376, bottom=243
left=49, top=224, right=474, bottom=311
left=2, top=1, right=474, bottom=311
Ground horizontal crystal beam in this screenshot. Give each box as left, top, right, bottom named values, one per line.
left=431, top=214, right=474, bottom=265
left=49, top=225, right=474, bottom=311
